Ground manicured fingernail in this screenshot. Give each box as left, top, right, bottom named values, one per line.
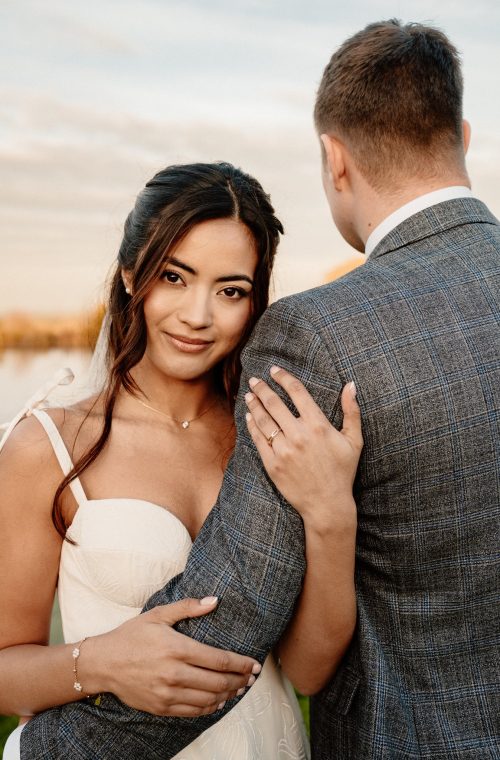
left=245, top=412, right=252, bottom=423
left=217, top=701, right=226, bottom=710
left=347, top=381, right=357, bottom=399
left=247, top=674, right=256, bottom=686
left=245, top=392, right=254, bottom=404
left=236, top=687, right=245, bottom=696
left=252, top=662, right=262, bottom=674
left=270, top=366, right=281, bottom=375
left=248, top=377, right=259, bottom=388
left=200, top=596, right=218, bottom=606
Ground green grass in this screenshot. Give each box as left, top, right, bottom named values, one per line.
left=297, top=693, right=310, bottom=736
left=0, top=715, right=18, bottom=757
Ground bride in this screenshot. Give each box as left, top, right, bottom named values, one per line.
left=0, top=162, right=361, bottom=759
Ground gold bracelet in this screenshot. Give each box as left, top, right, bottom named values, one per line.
left=72, top=637, right=89, bottom=694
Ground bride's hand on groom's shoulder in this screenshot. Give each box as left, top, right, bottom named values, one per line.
left=245, top=367, right=363, bottom=530
left=83, top=597, right=260, bottom=717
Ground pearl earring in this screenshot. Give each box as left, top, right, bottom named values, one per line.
left=125, top=287, right=131, bottom=295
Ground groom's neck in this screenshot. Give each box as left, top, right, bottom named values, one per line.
left=353, top=166, right=471, bottom=249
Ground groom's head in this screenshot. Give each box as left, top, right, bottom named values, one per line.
left=315, top=20, right=470, bottom=248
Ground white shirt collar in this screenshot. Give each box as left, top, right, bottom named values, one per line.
left=364, top=186, right=474, bottom=258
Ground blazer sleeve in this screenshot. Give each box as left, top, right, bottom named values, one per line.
left=147, top=295, right=343, bottom=655
left=20, top=296, right=343, bottom=760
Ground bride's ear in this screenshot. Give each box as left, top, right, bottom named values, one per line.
left=121, top=270, right=133, bottom=296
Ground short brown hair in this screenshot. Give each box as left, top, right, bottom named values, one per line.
left=314, top=20, right=464, bottom=188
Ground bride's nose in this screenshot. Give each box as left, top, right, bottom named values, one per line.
left=177, top=288, right=213, bottom=329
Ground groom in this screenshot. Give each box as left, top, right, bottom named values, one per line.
left=22, top=20, right=499, bottom=759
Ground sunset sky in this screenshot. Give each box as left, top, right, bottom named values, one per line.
left=1, top=0, right=499, bottom=314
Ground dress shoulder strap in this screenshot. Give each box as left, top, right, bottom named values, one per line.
left=30, top=409, right=87, bottom=506
left=0, top=367, right=74, bottom=451
left=0, top=367, right=87, bottom=505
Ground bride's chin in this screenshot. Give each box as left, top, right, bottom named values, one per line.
left=154, top=359, right=220, bottom=384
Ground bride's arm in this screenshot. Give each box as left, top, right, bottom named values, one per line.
left=245, top=367, right=361, bottom=695
left=0, top=417, right=257, bottom=718
left=0, top=416, right=84, bottom=716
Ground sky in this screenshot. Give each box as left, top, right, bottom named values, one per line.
left=1, top=0, right=499, bottom=314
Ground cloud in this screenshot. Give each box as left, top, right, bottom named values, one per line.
left=1, top=1, right=499, bottom=313
left=1, top=0, right=135, bottom=55
left=0, top=88, right=347, bottom=311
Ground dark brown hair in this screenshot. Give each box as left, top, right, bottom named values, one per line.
left=52, top=162, right=283, bottom=537
left=314, top=20, right=464, bottom=187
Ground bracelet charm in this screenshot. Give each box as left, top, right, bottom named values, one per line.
left=72, top=637, right=88, bottom=694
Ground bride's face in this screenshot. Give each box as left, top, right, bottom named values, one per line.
left=141, top=218, right=258, bottom=383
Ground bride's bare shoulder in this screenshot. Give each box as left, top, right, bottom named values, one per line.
left=46, top=394, right=105, bottom=428
left=0, top=414, right=62, bottom=491
left=0, top=395, right=104, bottom=473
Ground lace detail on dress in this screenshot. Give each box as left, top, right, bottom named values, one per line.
left=173, top=657, right=309, bottom=760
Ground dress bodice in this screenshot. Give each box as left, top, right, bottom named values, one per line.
left=13, top=406, right=191, bottom=641
left=60, top=499, right=193, bottom=641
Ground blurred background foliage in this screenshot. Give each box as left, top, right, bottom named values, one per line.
left=0, top=305, right=105, bottom=351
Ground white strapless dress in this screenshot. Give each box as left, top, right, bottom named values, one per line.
left=3, top=405, right=309, bottom=760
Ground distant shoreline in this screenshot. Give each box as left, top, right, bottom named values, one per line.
left=0, top=307, right=104, bottom=350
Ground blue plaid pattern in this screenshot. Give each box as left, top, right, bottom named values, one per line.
left=22, top=198, right=500, bottom=758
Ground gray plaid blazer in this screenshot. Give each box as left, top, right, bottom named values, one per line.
left=22, top=198, right=500, bottom=759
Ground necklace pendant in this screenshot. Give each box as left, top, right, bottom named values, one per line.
left=181, top=420, right=190, bottom=429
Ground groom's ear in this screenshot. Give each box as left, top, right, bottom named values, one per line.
left=320, top=134, right=347, bottom=192
left=462, top=119, right=471, bottom=155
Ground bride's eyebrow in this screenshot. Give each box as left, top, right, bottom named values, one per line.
left=167, top=257, right=254, bottom=286
left=166, top=257, right=196, bottom=274
left=216, top=274, right=254, bottom=285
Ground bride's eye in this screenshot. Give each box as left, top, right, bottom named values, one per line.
left=162, top=271, right=184, bottom=285
left=220, top=286, right=248, bottom=300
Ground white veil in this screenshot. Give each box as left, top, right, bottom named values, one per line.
left=0, top=314, right=110, bottom=448
left=77, top=311, right=110, bottom=401
left=42, top=311, right=110, bottom=409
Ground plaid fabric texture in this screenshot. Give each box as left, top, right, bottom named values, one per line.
left=22, top=199, right=500, bottom=758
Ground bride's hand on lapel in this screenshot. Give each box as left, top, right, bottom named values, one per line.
left=244, top=366, right=362, bottom=529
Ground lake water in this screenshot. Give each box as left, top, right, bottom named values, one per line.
left=0, top=348, right=92, bottom=423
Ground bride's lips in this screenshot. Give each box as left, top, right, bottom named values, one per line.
left=164, top=332, right=214, bottom=353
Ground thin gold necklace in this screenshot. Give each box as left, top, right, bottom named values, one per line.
left=131, top=394, right=219, bottom=429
